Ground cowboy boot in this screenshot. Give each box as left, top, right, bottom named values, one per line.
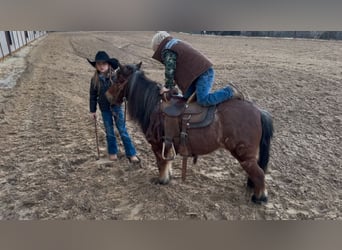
left=229, top=84, right=244, bottom=100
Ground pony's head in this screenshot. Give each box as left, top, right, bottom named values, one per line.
left=105, top=62, right=142, bottom=105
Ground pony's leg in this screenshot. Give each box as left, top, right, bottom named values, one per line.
left=239, top=157, right=268, bottom=204
left=247, top=178, right=255, bottom=188
left=151, top=145, right=172, bottom=185
left=157, top=158, right=173, bottom=185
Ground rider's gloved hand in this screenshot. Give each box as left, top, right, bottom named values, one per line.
left=159, top=86, right=169, bottom=95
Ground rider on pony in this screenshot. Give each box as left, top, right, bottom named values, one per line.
left=151, top=31, right=243, bottom=105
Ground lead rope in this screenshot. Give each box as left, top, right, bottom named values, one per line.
left=123, top=97, right=127, bottom=123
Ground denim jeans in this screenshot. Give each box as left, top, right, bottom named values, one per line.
left=101, top=105, right=137, bottom=157
left=183, top=67, right=234, bottom=106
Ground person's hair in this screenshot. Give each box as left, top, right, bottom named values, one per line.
left=91, top=65, right=115, bottom=94
left=151, top=31, right=170, bottom=51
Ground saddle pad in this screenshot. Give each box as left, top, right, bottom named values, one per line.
left=187, top=105, right=216, bottom=129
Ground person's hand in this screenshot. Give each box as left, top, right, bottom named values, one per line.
left=90, top=112, right=97, bottom=120
left=159, top=86, right=169, bottom=95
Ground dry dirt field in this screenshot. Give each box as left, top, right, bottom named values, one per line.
left=0, top=31, right=341, bottom=219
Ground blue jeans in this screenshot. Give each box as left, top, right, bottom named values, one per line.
left=101, top=105, right=137, bottom=157
left=183, top=67, right=234, bottom=106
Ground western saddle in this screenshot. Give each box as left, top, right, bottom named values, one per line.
left=160, top=91, right=216, bottom=181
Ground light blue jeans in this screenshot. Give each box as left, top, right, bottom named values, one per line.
left=183, top=67, right=234, bottom=106
left=101, top=105, right=137, bottom=157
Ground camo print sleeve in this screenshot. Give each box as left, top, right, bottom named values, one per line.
left=162, top=49, right=177, bottom=89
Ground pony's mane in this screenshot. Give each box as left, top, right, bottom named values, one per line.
left=126, top=70, right=161, bottom=134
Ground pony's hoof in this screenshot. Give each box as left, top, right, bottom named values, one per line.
left=247, top=178, right=254, bottom=189
left=158, top=177, right=170, bottom=185
left=251, top=194, right=268, bottom=204
left=150, top=177, right=170, bottom=185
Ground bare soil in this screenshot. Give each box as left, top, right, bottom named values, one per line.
left=0, top=31, right=341, bottom=219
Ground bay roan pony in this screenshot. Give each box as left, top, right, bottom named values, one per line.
left=106, top=62, right=274, bottom=204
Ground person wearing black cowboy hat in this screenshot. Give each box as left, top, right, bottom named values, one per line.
left=87, top=51, right=119, bottom=70
left=88, top=51, right=140, bottom=163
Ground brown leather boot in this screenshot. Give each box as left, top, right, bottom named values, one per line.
left=230, top=84, right=244, bottom=100
left=108, top=154, right=118, bottom=161
left=128, top=155, right=140, bottom=163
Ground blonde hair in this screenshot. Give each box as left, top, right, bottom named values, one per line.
left=151, top=31, right=170, bottom=51
left=91, top=66, right=115, bottom=94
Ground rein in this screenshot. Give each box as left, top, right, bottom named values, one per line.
left=115, top=74, right=131, bottom=124
left=123, top=96, right=127, bottom=123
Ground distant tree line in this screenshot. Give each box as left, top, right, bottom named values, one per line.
left=199, top=31, right=342, bottom=40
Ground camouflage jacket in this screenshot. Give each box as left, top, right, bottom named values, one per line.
left=162, top=49, right=177, bottom=89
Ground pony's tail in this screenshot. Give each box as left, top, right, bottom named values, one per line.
left=258, top=109, right=274, bottom=173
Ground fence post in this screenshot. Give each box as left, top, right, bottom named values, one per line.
left=15, top=31, right=21, bottom=49
left=5, top=31, right=12, bottom=56
left=0, top=41, right=4, bottom=60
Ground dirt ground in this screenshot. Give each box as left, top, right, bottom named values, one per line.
left=0, top=31, right=341, bottom=219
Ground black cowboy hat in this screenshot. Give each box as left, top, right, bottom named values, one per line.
left=87, top=51, right=119, bottom=70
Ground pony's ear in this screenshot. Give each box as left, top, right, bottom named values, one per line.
left=137, top=61, right=142, bottom=69
left=118, top=62, right=124, bottom=71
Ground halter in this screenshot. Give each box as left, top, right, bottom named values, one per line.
left=113, top=78, right=129, bottom=123
left=114, top=66, right=138, bottom=123
left=116, top=73, right=133, bottom=101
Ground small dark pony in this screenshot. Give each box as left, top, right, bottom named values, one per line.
left=106, top=62, right=274, bottom=204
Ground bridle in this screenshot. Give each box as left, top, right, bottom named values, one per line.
left=114, top=67, right=136, bottom=123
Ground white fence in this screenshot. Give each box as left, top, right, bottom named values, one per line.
left=0, top=31, right=47, bottom=60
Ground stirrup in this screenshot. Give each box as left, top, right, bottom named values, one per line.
left=161, top=142, right=176, bottom=161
